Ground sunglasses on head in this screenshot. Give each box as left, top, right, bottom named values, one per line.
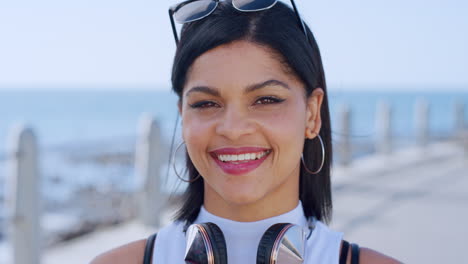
left=168, top=0, right=308, bottom=44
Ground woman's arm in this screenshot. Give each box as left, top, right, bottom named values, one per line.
left=359, top=247, right=402, bottom=264
left=90, top=239, right=146, bottom=264
left=340, top=241, right=402, bottom=264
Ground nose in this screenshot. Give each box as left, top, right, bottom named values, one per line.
left=215, top=105, right=256, bottom=141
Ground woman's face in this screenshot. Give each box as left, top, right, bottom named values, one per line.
left=180, top=40, right=323, bottom=215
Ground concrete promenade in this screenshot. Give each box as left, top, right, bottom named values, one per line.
left=43, top=141, right=467, bottom=264
left=331, top=142, right=468, bottom=263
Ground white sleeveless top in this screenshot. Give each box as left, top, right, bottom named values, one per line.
left=152, top=202, right=343, bottom=264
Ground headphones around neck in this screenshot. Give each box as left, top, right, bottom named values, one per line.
left=183, top=217, right=316, bottom=264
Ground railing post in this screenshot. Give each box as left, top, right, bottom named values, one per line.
left=375, top=101, right=392, bottom=155
left=455, top=101, right=465, bottom=135
left=135, top=114, right=163, bottom=227
left=5, top=124, right=41, bottom=264
left=415, top=99, right=430, bottom=148
left=338, top=104, right=352, bottom=166
left=454, top=101, right=468, bottom=157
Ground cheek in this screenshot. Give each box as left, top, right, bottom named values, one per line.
left=260, top=100, right=306, bottom=174
left=258, top=101, right=307, bottom=140
left=183, top=110, right=212, bottom=136
left=182, top=113, right=214, bottom=162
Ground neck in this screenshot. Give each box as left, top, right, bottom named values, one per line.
left=203, top=176, right=300, bottom=222
left=205, top=199, right=299, bottom=222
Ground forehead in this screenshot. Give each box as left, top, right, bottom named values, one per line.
left=184, top=40, right=303, bottom=94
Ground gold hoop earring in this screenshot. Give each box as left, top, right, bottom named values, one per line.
left=301, top=134, right=325, bottom=174
left=172, top=141, right=201, bottom=183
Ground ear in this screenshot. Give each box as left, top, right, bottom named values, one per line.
left=305, top=88, right=324, bottom=139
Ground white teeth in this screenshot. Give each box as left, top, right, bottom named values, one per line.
left=217, top=150, right=271, bottom=162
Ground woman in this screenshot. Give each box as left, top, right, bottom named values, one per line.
left=93, top=0, right=401, bottom=263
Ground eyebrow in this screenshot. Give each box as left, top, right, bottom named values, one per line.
left=184, top=79, right=290, bottom=97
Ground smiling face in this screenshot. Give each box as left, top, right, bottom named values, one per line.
left=180, top=40, right=323, bottom=220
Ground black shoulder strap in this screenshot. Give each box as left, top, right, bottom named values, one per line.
left=351, top=243, right=360, bottom=264
left=143, top=233, right=158, bottom=264
left=339, top=240, right=350, bottom=264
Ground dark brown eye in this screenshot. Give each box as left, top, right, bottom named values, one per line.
left=189, top=101, right=219, bottom=109
left=255, top=96, right=285, bottom=105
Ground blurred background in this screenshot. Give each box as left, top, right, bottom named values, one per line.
left=0, top=0, right=467, bottom=263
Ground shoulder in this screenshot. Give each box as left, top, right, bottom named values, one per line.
left=359, top=247, right=402, bottom=264
left=339, top=241, right=402, bottom=264
left=90, top=239, right=147, bottom=264
left=91, top=221, right=183, bottom=264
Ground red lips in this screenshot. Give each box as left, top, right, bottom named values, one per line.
left=210, top=147, right=270, bottom=155
left=210, top=147, right=271, bottom=175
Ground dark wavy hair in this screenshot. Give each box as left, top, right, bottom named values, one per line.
left=171, top=0, right=333, bottom=225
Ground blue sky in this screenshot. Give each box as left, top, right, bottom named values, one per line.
left=0, top=0, right=467, bottom=90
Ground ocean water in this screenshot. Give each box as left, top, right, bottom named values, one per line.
left=0, top=89, right=180, bottom=152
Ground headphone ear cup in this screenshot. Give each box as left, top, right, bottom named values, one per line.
left=256, top=223, right=290, bottom=264
left=202, top=222, right=228, bottom=264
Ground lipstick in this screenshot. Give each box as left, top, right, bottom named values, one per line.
left=210, top=147, right=271, bottom=175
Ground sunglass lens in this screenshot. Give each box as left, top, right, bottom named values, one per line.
left=173, top=0, right=218, bottom=24
left=233, top=0, right=277, bottom=11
